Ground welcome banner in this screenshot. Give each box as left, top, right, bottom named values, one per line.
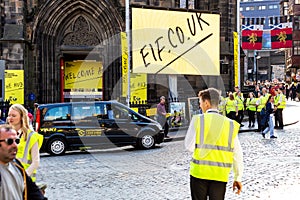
left=131, top=7, right=220, bottom=75
left=64, top=61, right=102, bottom=89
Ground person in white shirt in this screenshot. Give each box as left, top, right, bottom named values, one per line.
left=185, top=88, right=244, bottom=200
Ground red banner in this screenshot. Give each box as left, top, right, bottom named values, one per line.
left=242, top=30, right=263, bottom=50
left=271, top=28, right=292, bottom=49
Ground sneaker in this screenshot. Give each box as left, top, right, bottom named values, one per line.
left=270, top=135, right=277, bottom=139
left=262, top=133, right=265, bottom=138
left=251, top=124, right=255, bottom=127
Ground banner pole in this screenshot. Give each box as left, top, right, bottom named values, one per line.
left=237, top=0, right=241, bottom=88
left=125, top=0, right=130, bottom=107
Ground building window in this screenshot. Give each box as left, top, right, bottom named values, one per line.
left=294, top=41, right=300, bottom=55
left=295, top=16, right=300, bottom=30
left=245, top=6, right=255, bottom=11
left=268, top=5, right=278, bottom=10
left=258, top=6, right=266, bottom=10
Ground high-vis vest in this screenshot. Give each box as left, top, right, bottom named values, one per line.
left=16, top=130, right=43, bottom=182
left=218, top=96, right=226, bottom=116
left=262, top=93, right=271, bottom=104
left=235, top=96, right=245, bottom=111
left=246, top=98, right=257, bottom=111
left=190, top=113, right=240, bottom=182
left=275, top=94, right=286, bottom=109
left=256, top=97, right=264, bottom=112
left=225, top=99, right=237, bottom=114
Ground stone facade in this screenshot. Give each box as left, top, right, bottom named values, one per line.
left=0, top=0, right=239, bottom=106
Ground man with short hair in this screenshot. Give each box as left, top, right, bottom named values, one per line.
left=0, top=124, right=46, bottom=200
left=185, top=88, right=244, bottom=200
left=156, top=96, right=169, bottom=138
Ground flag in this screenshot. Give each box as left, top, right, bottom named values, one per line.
left=271, top=28, right=292, bottom=49
left=242, top=30, right=263, bottom=50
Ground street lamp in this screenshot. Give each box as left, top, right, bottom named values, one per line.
left=253, top=50, right=261, bottom=82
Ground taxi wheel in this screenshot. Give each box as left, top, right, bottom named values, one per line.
left=47, top=138, right=66, bottom=156
left=137, top=132, right=155, bottom=149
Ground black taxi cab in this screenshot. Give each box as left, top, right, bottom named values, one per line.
left=35, top=101, right=164, bottom=155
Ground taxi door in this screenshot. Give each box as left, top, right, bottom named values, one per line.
left=101, top=102, right=137, bottom=146
left=72, top=103, right=105, bottom=147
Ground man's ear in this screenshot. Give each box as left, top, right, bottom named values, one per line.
left=203, top=99, right=209, bottom=108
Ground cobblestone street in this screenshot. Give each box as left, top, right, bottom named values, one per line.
left=37, top=101, right=300, bottom=200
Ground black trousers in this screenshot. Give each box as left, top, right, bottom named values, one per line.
left=248, top=110, right=256, bottom=125
left=157, top=115, right=169, bottom=136
left=275, top=108, right=283, bottom=128
left=256, top=111, right=262, bottom=131
left=190, top=176, right=227, bottom=200
left=237, top=110, right=244, bottom=124
left=226, top=111, right=236, bottom=121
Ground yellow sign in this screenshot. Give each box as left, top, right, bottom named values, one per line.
left=5, top=70, right=24, bottom=104
left=121, top=32, right=128, bottom=97
left=64, top=61, right=102, bottom=89
left=233, top=32, right=238, bottom=87
left=132, top=8, right=220, bottom=75
left=130, top=73, right=147, bottom=102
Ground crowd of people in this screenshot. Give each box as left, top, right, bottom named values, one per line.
left=219, top=78, right=300, bottom=138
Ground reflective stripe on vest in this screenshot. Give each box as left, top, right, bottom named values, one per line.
left=257, top=97, right=264, bottom=112
left=19, top=131, right=39, bottom=182
left=235, top=97, right=244, bottom=111
left=225, top=99, right=236, bottom=114
left=190, top=114, right=238, bottom=182
left=246, top=98, right=256, bottom=111
left=20, top=131, right=34, bottom=164
left=277, top=94, right=286, bottom=109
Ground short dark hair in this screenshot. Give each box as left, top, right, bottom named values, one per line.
left=198, top=88, right=220, bottom=107
left=0, top=124, right=14, bottom=147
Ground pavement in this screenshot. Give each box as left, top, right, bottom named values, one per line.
left=165, top=100, right=300, bottom=141
left=37, top=100, right=300, bottom=200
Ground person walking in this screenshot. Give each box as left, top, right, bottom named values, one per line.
left=262, top=95, right=277, bottom=139
left=290, top=82, right=296, bottom=101
left=156, top=96, right=169, bottom=138
left=7, top=104, right=44, bottom=182
left=0, top=124, right=47, bottom=200
left=185, top=88, right=244, bottom=200
left=245, top=92, right=257, bottom=128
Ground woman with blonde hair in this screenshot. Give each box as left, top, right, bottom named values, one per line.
left=7, top=103, right=43, bottom=182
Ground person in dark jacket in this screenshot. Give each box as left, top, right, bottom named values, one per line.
left=0, top=124, right=47, bottom=200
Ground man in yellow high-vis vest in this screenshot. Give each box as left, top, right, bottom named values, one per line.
left=274, top=88, right=286, bottom=129
left=185, top=88, right=244, bottom=200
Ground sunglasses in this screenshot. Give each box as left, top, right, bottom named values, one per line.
left=0, top=138, right=20, bottom=145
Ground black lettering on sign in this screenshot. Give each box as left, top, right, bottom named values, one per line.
left=139, top=12, right=213, bottom=72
